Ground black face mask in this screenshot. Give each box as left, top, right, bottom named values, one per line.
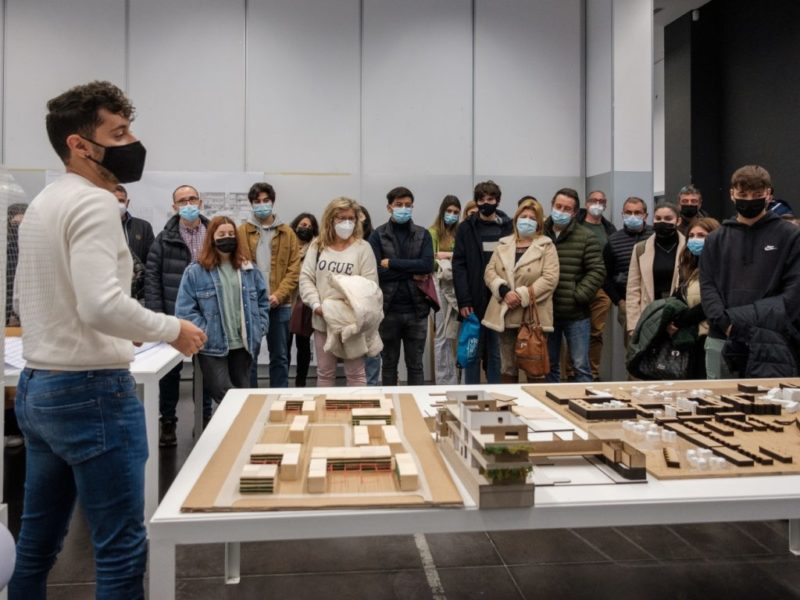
left=734, top=197, right=767, bottom=219
left=479, top=203, right=497, bottom=217
left=83, top=137, right=147, bottom=183
left=653, top=221, right=677, bottom=238
left=295, top=227, right=313, bottom=242
left=214, top=237, right=238, bottom=254
left=680, top=205, right=698, bottom=219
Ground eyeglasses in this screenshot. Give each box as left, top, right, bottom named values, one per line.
left=174, top=196, right=201, bottom=207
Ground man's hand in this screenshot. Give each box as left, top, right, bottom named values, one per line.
left=314, top=306, right=324, bottom=317
left=435, top=251, right=453, bottom=260
left=504, top=291, right=521, bottom=309
left=268, top=294, right=279, bottom=308
left=170, top=319, right=207, bottom=356
left=459, top=306, right=474, bottom=318
left=380, top=258, right=390, bottom=269
left=666, top=323, right=678, bottom=337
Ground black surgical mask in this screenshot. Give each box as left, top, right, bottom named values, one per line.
left=296, top=227, right=313, bottom=242
left=214, top=237, right=237, bottom=254
left=653, top=222, right=677, bottom=238
left=479, top=203, right=497, bottom=217
left=680, top=205, right=698, bottom=220
left=83, top=138, right=147, bottom=183
left=734, top=197, right=767, bottom=219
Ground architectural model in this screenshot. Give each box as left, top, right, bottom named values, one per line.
left=523, top=380, right=800, bottom=480
left=183, top=392, right=463, bottom=512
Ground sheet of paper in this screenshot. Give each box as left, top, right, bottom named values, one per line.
left=4, top=337, right=25, bottom=369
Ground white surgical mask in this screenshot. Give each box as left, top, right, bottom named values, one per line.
left=118, top=203, right=128, bottom=217
left=334, top=220, right=355, bottom=240
left=587, top=203, right=605, bottom=217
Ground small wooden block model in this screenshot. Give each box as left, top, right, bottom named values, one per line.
left=289, top=415, right=309, bottom=443
left=663, top=447, right=681, bottom=469
left=306, top=458, right=327, bottom=493
left=382, top=425, right=405, bottom=454
left=353, top=425, right=370, bottom=446
left=240, top=464, right=278, bottom=494
left=268, top=400, right=286, bottom=422
left=394, top=453, right=419, bottom=491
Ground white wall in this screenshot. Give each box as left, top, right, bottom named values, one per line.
left=0, top=1, right=586, bottom=228
left=586, top=0, right=613, bottom=178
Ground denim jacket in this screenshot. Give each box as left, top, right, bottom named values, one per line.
left=175, top=260, right=270, bottom=357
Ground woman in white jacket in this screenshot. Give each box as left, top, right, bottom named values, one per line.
left=482, top=199, right=560, bottom=381
left=299, top=197, right=378, bottom=386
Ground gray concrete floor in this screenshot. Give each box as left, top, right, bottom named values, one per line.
left=4, top=373, right=800, bottom=599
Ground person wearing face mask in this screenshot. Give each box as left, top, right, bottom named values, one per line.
left=575, top=190, right=617, bottom=380
left=287, top=212, right=319, bottom=387
left=701, top=165, right=800, bottom=379
left=452, top=180, right=514, bottom=384
left=428, top=195, right=462, bottom=385
left=602, top=197, right=653, bottom=347
left=663, top=217, right=721, bottom=379
left=625, top=201, right=685, bottom=337
left=299, top=197, right=379, bottom=386
left=115, top=184, right=154, bottom=266
left=368, top=187, right=434, bottom=385
left=676, top=184, right=708, bottom=236
left=482, top=198, right=559, bottom=380
left=238, top=182, right=301, bottom=389
left=176, top=216, right=269, bottom=408
left=11, top=81, right=206, bottom=599
left=146, top=184, right=211, bottom=446
left=542, top=188, right=606, bottom=383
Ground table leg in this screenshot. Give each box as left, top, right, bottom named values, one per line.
left=790, top=519, right=800, bottom=556
left=193, top=356, right=204, bottom=442
left=139, top=381, right=159, bottom=526
left=149, top=539, right=176, bottom=600
left=225, top=542, right=241, bottom=584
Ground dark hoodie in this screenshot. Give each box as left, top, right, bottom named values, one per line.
left=700, top=211, right=800, bottom=340
left=452, top=209, right=513, bottom=320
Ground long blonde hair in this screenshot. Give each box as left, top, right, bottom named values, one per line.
left=317, top=197, right=364, bottom=252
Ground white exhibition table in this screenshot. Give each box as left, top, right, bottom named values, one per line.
left=149, top=383, right=800, bottom=600
left=4, top=343, right=185, bottom=523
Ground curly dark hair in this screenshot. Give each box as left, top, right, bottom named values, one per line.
left=46, top=81, right=135, bottom=163
left=290, top=212, right=320, bottom=237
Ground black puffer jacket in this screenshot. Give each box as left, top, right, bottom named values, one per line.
left=452, top=211, right=513, bottom=320
left=145, top=214, right=210, bottom=315
left=543, top=217, right=606, bottom=321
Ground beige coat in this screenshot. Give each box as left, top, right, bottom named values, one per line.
left=683, top=272, right=709, bottom=337
left=626, top=233, right=686, bottom=331
left=482, top=234, right=559, bottom=333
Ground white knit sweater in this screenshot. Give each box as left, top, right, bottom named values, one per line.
left=16, top=173, right=180, bottom=370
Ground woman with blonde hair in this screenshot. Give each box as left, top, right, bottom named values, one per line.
left=299, top=197, right=379, bottom=386
left=482, top=198, right=560, bottom=381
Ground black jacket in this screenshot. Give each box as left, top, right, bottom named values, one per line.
left=700, top=211, right=800, bottom=341
left=452, top=210, right=513, bottom=320
left=368, top=220, right=434, bottom=318
left=122, top=213, right=155, bottom=265
left=602, top=225, right=654, bottom=304
left=145, top=214, right=210, bottom=316
left=576, top=209, right=617, bottom=236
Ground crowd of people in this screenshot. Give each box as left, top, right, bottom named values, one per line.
left=98, top=170, right=800, bottom=447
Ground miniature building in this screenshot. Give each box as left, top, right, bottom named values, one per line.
left=310, top=445, right=393, bottom=472
left=239, top=464, right=277, bottom=494
left=289, top=415, right=309, bottom=443
left=307, top=458, right=327, bottom=493
left=382, top=425, right=405, bottom=454
left=353, top=425, right=370, bottom=446
left=394, top=453, right=419, bottom=491
left=437, top=390, right=535, bottom=508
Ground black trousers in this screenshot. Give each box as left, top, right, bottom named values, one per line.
left=197, top=348, right=252, bottom=404
left=379, top=311, right=427, bottom=386
left=288, top=333, right=312, bottom=387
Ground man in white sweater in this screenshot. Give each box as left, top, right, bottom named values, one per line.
left=9, top=81, right=206, bottom=600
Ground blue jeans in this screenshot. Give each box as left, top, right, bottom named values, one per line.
left=365, top=355, right=381, bottom=386
left=464, top=326, right=501, bottom=385
left=250, top=305, right=291, bottom=388
left=10, top=368, right=147, bottom=600
left=546, top=318, right=592, bottom=382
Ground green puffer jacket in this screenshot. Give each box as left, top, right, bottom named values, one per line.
left=543, top=217, right=606, bottom=320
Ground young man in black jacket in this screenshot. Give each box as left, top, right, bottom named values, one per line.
left=452, top=180, right=513, bottom=384
left=369, top=187, right=434, bottom=385
left=700, top=165, right=800, bottom=378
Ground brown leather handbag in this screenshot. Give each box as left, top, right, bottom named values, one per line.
left=514, top=291, right=550, bottom=378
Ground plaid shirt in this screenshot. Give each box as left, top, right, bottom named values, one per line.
left=179, top=221, right=207, bottom=263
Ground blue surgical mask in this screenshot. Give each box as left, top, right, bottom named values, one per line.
left=179, top=205, right=200, bottom=222
left=392, top=207, right=413, bottom=224
left=253, top=202, right=273, bottom=219
left=516, top=217, right=538, bottom=237
left=550, top=209, right=572, bottom=227
left=443, top=213, right=459, bottom=226
left=623, top=215, right=644, bottom=230
left=687, top=238, right=705, bottom=256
